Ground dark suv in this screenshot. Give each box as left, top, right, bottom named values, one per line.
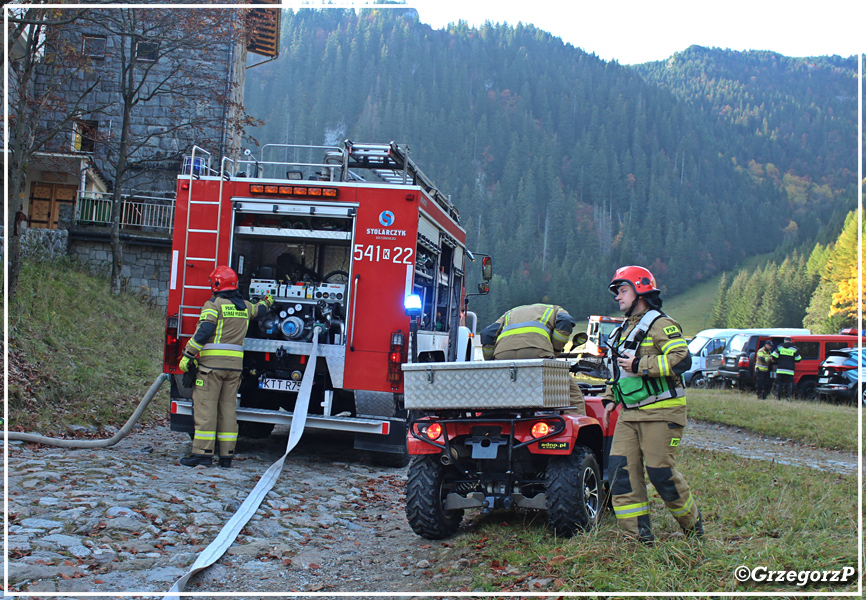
left=816, top=348, right=865, bottom=405
left=718, top=330, right=863, bottom=398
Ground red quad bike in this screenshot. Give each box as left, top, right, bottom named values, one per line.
left=402, top=353, right=617, bottom=540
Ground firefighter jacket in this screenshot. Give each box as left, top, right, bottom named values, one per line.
left=755, top=347, right=773, bottom=372
left=183, top=293, right=269, bottom=371
left=770, top=342, right=801, bottom=376
left=479, top=304, right=575, bottom=360
left=604, top=309, right=690, bottom=426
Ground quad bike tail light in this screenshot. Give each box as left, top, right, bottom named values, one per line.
left=423, top=422, right=442, bottom=441
left=530, top=421, right=551, bottom=438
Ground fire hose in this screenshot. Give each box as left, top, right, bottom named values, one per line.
left=5, top=373, right=168, bottom=448
left=167, top=329, right=323, bottom=596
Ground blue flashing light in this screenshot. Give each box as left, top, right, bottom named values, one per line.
left=404, top=293, right=422, bottom=317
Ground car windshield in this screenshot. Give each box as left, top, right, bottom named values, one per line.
left=728, top=334, right=749, bottom=353
left=688, top=335, right=710, bottom=355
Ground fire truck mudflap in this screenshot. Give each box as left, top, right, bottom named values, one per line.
left=164, top=141, right=487, bottom=466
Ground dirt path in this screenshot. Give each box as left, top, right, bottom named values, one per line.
left=685, top=419, right=858, bottom=475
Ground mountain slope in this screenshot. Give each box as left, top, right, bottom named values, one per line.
left=243, top=10, right=857, bottom=323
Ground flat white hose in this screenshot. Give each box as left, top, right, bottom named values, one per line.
left=167, top=331, right=322, bottom=597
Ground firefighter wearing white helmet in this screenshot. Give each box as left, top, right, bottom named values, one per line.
left=479, top=303, right=584, bottom=414
left=601, top=265, right=702, bottom=543
left=178, top=266, right=273, bottom=468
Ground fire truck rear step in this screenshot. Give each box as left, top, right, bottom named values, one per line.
left=171, top=401, right=391, bottom=435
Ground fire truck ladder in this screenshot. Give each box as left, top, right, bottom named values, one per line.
left=333, top=141, right=460, bottom=222
left=178, top=146, right=224, bottom=339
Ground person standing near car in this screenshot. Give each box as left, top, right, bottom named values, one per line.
left=771, top=336, right=801, bottom=401
left=479, top=303, right=584, bottom=414
left=178, top=266, right=273, bottom=467
left=601, top=266, right=702, bottom=543
left=755, top=340, right=774, bottom=400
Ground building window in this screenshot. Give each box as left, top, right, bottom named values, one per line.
left=82, top=35, right=106, bottom=58
left=73, top=120, right=99, bottom=153
left=135, top=41, right=158, bottom=62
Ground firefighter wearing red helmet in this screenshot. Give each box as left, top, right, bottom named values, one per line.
left=601, top=265, right=702, bottom=543
left=479, top=303, right=584, bottom=414
left=178, top=266, right=273, bottom=468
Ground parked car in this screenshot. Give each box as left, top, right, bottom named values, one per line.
left=718, top=330, right=864, bottom=399
left=716, top=328, right=810, bottom=389
left=684, top=329, right=742, bottom=388
left=816, top=348, right=865, bottom=405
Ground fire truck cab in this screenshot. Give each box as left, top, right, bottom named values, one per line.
left=163, top=141, right=487, bottom=465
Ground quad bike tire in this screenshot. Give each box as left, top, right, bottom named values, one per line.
left=405, top=455, right=463, bottom=539
left=545, top=445, right=603, bottom=537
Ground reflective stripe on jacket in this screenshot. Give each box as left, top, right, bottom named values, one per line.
left=184, top=296, right=268, bottom=370
left=479, top=303, right=575, bottom=360
left=770, top=343, right=801, bottom=376
left=604, top=309, right=691, bottom=423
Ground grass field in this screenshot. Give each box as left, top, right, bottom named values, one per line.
left=687, top=388, right=859, bottom=453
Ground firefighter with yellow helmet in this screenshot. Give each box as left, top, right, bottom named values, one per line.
left=479, top=303, right=585, bottom=414
left=178, top=266, right=273, bottom=467
left=601, top=266, right=702, bottom=542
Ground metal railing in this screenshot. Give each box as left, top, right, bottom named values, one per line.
left=76, top=191, right=175, bottom=232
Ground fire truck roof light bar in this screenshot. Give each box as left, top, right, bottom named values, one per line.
left=249, top=183, right=339, bottom=198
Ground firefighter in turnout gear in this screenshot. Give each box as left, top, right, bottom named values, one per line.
left=178, top=266, right=273, bottom=467
left=479, top=303, right=585, bottom=414
left=755, top=340, right=774, bottom=400
left=601, top=266, right=702, bottom=543
left=771, top=336, right=801, bottom=400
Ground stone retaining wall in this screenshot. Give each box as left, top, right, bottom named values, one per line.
left=67, top=238, right=171, bottom=308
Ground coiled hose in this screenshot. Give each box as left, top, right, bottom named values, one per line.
left=6, top=373, right=168, bottom=448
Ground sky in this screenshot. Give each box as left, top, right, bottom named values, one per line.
left=393, top=0, right=863, bottom=65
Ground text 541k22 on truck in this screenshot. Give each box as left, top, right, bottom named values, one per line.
left=163, top=142, right=491, bottom=465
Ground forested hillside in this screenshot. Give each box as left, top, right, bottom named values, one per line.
left=635, top=46, right=857, bottom=246
left=243, top=9, right=857, bottom=325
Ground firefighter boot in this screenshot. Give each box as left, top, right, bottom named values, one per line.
left=180, top=454, right=213, bottom=467
left=218, top=456, right=233, bottom=468
left=684, top=510, right=704, bottom=539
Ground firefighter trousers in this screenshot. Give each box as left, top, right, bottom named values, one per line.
left=494, top=348, right=585, bottom=414
left=191, top=367, right=242, bottom=457
left=775, top=373, right=794, bottom=400
left=608, top=419, right=700, bottom=540
left=755, top=370, right=771, bottom=399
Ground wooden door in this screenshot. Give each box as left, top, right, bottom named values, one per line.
left=28, top=183, right=77, bottom=229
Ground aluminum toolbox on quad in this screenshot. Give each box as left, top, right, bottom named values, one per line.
left=402, top=358, right=571, bottom=410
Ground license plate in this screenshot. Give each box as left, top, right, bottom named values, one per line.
left=818, top=377, right=828, bottom=383
left=259, top=378, right=301, bottom=391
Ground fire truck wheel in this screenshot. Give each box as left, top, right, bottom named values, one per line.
left=544, top=446, right=602, bottom=537
left=405, top=455, right=463, bottom=539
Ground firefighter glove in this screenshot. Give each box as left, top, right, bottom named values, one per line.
left=179, top=355, right=197, bottom=373
left=263, top=294, right=274, bottom=309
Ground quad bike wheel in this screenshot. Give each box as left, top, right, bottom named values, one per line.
left=405, top=455, right=464, bottom=539
left=544, top=445, right=603, bottom=537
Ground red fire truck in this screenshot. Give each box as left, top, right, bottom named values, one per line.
left=163, top=141, right=490, bottom=465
